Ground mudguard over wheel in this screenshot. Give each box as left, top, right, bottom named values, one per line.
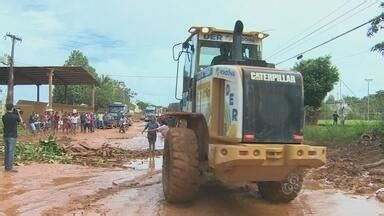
left=258, top=172, right=303, bottom=203
left=162, top=128, right=200, bottom=203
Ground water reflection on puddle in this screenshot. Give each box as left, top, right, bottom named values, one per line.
left=124, top=156, right=163, bottom=170
left=118, top=135, right=164, bottom=151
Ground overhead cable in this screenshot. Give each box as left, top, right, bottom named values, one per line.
left=275, top=15, right=382, bottom=65
left=267, top=0, right=368, bottom=60
left=270, top=0, right=378, bottom=59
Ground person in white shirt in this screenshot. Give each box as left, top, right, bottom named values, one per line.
left=148, top=120, right=169, bottom=139
left=70, top=113, right=79, bottom=134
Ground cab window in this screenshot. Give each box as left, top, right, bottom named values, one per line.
left=198, top=41, right=231, bottom=70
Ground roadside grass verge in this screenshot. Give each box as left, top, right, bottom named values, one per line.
left=317, top=119, right=381, bottom=126
left=305, top=120, right=384, bottom=144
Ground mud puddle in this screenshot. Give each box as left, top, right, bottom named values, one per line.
left=60, top=179, right=384, bottom=216
left=115, top=134, right=164, bottom=151
left=156, top=184, right=384, bottom=216
left=0, top=164, right=148, bottom=215
left=236, top=189, right=384, bottom=216
left=2, top=163, right=383, bottom=216
left=123, top=156, right=163, bottom=170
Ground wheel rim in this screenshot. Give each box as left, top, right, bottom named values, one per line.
left=281, top=173, right=301, bottom=195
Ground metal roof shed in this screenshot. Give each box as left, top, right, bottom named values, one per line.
left=0, top=66, right=99, bottom=110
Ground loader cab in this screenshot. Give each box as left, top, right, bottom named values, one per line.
left=180, top=28, right=267, bottom=112
left=174, top=24, right=304, bottom=144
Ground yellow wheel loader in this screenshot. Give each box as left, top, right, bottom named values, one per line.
left=162, top=21, right=326, bottom=203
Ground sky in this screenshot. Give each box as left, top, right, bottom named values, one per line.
left=0, top=0, right=383, bottom=106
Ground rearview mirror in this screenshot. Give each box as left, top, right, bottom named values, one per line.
left=172, top=42, right=183, bottom=61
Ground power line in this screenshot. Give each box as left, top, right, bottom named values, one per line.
left=267, top=0, right=350, bottom=59
left=275, top=15, right=382, bottom=65
left=283, top=1, right=350, bottom=46
left=340, top=79, right=358, bottom=97
left=316, top=0, right=378, bottom=36
left=281, top=0, right=378, bottom=58
left=269, top=0, right=378, bottom=60
left=266, top=0, right=368, bottom=60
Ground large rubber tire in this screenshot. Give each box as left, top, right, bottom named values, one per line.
left=258, top=172, right=303, bottom=203
left=162, top=128, right=200, bottom=203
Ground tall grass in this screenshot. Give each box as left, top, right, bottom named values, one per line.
left=304, top=120, right=384, bottom=144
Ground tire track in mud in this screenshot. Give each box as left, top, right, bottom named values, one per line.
left=42, top=170, right=162, bottom=215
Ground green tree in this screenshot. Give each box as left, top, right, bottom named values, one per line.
left=136, top=100, right=150, bottom=111
left=293, top=56, right=339, bottom=109
left=95, top=76, right=136, bottom=110
left=53, top=50, right=96, bottom=105
left=367, top=2, right=384, bottom=55
left=53, top=50, right=136, bottom=110
left=375, top=90, right=384, bottom=113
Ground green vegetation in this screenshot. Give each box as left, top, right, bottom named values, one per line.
left=323, top=91, right=384, bottom=120
left=136, top=100, right=161, bottom=111
left=293, top=56, right=339, bottom=124
left=53, top=50, right=136, bottom=110
left=0, top=135, right=72, bottom=163
left=367, top=2, right=384, bottom=55
left=317, top=119, right=381, bottom=125
left=293, top=56, right=339, bottom=109
left=136, top=100, right=150, bottom=111
left=304, top=120, right=384, bottom=144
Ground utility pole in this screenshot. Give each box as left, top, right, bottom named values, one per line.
left=5, top=32, right=22, bottom=105
left=364, top=78, right=373, bottom=121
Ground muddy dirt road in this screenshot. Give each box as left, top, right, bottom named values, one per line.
left=1, top=123, right=383, bottom=215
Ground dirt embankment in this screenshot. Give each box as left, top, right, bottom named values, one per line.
left=307, top=137, right=384, bottom=194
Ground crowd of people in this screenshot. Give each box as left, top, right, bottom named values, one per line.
left=28, top=111, right=105, bottom=135
left=27, top=110, right=170, bottom=152
left=3, top=103, right=169, bottom=172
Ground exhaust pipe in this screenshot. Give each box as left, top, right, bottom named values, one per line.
left=231, top=20, right=243, bottom=62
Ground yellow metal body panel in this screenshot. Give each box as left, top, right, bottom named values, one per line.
left=208, top=143, right=326, bottom=184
